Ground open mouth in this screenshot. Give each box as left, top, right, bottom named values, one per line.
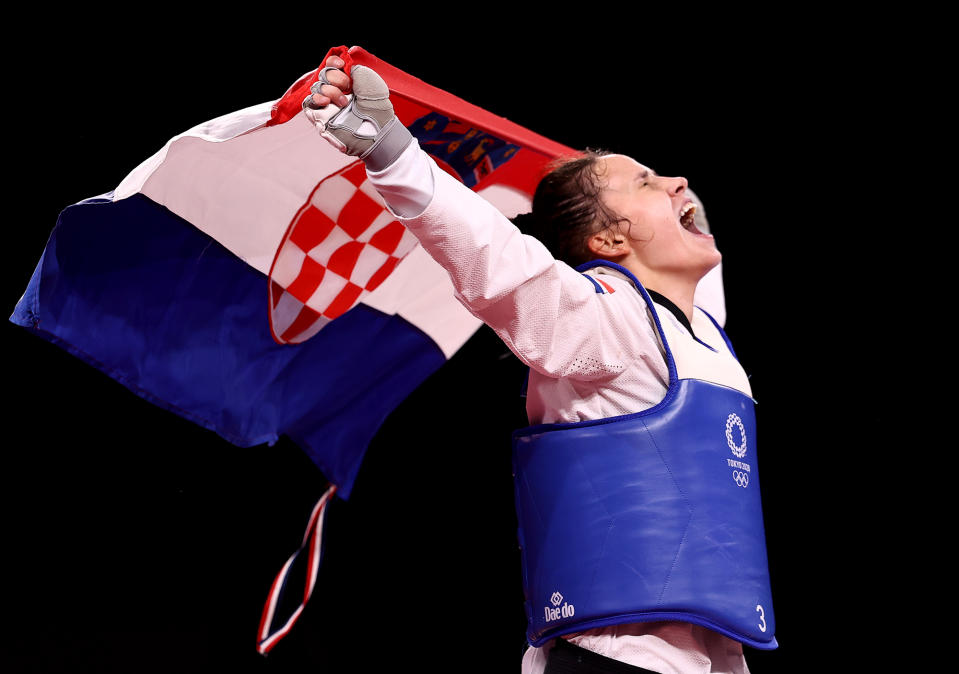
left=680, top=202, right=697, bottom=231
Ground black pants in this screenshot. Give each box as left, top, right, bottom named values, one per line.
left=544, top=638, right=660, bottom=674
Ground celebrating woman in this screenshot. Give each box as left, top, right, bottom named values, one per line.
left=303, top=55, right=776, bottom=674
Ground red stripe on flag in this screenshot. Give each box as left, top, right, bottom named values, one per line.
left=338, top=190, right=382, bottom=238
left=290, top=208, right=337, bottom=253
left=324, top=282, right=363, bottom=319
left=268, top=46, right=574, bottom=160
left=597, top=279, right=616, bottom=294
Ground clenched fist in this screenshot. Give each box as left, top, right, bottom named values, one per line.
left=302, top=56, right=413, bottom=172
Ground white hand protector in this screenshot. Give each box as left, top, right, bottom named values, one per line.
left=302, top=65, right=414, bottom=172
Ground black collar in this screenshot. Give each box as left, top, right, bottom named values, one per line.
left=647, top=290, right=695, bottom=338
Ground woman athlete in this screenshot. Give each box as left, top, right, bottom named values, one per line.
left=302, top=55, right=776, bottom=674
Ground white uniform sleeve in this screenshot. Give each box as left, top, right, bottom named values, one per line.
left=367, top=145, right=653, bottom=382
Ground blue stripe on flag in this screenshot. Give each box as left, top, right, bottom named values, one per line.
left=11, top=193, right=445, bottom=498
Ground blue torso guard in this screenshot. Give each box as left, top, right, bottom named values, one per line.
left=511, top=261, right=777, bottom=650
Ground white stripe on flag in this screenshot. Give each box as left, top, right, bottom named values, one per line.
left=118, top=109, right=353, bottom=275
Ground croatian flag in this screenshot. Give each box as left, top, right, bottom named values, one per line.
left=10, top=45, right=573, bottom=652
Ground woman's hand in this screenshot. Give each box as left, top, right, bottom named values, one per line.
left=306, top=55, right=352, bottom=108
left=300, top=58, right=413, bottom=172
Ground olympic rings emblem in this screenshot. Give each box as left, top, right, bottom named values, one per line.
left=733, top=470, right=749, bottom=488
left=726, top=413, right=747, bottom=458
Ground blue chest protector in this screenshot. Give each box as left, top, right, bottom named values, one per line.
left=512, top=262, right=777, bottom=650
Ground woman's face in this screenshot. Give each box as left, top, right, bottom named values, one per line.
left=597, top=154, right=721, bottom=278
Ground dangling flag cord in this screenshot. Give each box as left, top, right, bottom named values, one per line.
left=256, top=484, right=337, bottom=654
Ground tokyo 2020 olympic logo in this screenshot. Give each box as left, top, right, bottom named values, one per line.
left=726, top=413, right=747, bottom=458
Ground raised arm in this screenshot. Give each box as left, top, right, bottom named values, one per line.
left=385, top=148, right=649, bottom=381
left=303, top=58, right=656, bottom=381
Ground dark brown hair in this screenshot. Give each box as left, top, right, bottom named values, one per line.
left=511, top=149, right=628, bottom=267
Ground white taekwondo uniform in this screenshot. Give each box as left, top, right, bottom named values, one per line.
left=366, top=142, right=753, bottom=674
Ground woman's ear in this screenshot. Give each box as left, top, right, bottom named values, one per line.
left=586, top=225, right=631, bottom=259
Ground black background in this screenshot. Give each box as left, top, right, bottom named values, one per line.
left=4, top=16, right=897, bottom=674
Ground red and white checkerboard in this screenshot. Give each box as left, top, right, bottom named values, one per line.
left=269, top=161, right=419, bottom=344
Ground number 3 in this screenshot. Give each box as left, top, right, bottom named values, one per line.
left=756, top=604, right=767, bottom=633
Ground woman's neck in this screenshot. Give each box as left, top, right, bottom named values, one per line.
left=616, top=260, right=701, bottom=324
